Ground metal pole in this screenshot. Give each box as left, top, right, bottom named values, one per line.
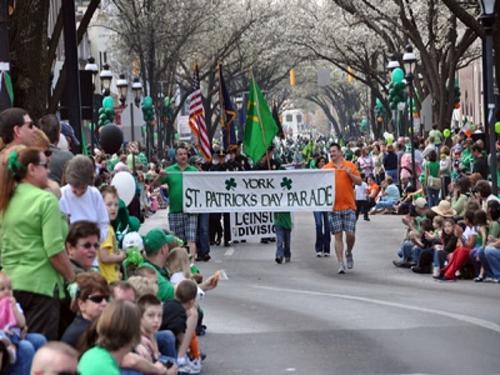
left=0, top=0, right=12, bottom=111
left=62, top=0, right=83, bottom=153
left=483, top=16, right=497, bottom=195
left=90, top=93, right=95, bottom=155
left=409, top=74, right=417, bottom=189
left=130, top=102, right=136, bottom=173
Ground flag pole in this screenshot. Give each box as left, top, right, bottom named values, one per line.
left=218, top=62, right=225, bottom=152
left=250, top=70, right=272, bottom=170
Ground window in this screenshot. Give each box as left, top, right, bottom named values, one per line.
left=285, top=114, right=293, bottom=122
left=296, top=114, right=303, bottom=123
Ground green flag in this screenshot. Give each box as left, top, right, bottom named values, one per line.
left=243, top=78, right=278, bottom=163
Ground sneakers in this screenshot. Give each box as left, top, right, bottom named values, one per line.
left=316, top=252, right=322, bottom=257
left=177, top=356, right=201, bottom=374
left=285, top=257, right=291, bottom=263
left=338, top=262, right=346, bottom=274
left=345, top=251, right=353, bottom=269
left=275, top=257, right=283, bottom=264
left=432, top=266, right=440, bottom=278
left=323, top=252, right=330, bottom=257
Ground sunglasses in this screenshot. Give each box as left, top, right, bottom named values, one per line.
left=23, top=121, right=34, bottom=129
left=56, top=372, right=80, bottom=375
left=80, top=242, right=100, bottom=249
left=86, top=294, right=110, bottom=303
left=37, top=162, right=49, bottom=169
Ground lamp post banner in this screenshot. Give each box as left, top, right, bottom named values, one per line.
left=183, top=169, right=335, bottom=213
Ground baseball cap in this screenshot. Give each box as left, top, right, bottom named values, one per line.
left=60, top=121, right=80, bottom=146
left=414, top=197, right=427, bottom=209
left=122, top=232, right=144, bottom=251
left=143, top=229, right=182, bottom=254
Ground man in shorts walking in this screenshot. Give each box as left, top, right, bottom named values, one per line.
left=323, top=143, right=362, bottom=274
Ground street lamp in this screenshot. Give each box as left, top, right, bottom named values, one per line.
left=387, top=55, right=401, bottom=136
left=99, top=63, right=113, bottom=96
left=403, top=42, right=418, bottom=189
left=479, top=0, right=497, bottom=195
left=116, top=74, right=128, bottom=107
left=130, top=77, right=143, bottom=173
left=85, top=57, right=98, bottom=154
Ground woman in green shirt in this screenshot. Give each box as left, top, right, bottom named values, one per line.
left=0, top=146, right=74, bottom=339
left=451, top=177, right=470, bottom=219
left=424, top=150, right=441, bottom=207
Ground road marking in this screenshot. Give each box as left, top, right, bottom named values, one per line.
left=224, top=247, right=235, bottom=256
left=254, top=285, right=500, bottom=334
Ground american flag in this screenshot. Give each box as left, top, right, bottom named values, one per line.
left=188, top=66, right=211, bottom=161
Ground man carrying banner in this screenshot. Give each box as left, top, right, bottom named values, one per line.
left=160, top=144, right=199, bottom=257
left=323, top=143, right=362, bottom=274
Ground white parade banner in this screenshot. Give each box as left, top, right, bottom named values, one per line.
left=183, top=169, right=335, bottom=213
left=230, top=212, right=275, bottom=241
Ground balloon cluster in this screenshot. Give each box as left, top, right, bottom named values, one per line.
left=142, top=96, right=155, bottom=123
left=388, top=68, right=407, bottom=110
left=98, top=96, right=115, bottom=128
left=383, top=132, right=394, bottom=145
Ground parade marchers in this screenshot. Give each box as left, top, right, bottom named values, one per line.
left=0, top=107, right=500, bottom=375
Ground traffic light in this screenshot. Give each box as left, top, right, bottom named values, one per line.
left=97, top=96, right=115, bottom=128
left=142, top=96, right=155, bottom=123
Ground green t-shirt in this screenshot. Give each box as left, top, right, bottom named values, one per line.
left=460, top=148, right=474, bottom=173
left=78, top=347, right=119, bottom=375
left=161, top=164, right=198, bottom=213
left=489, top=221, right=500, bottom=239
left=426, top=161, right=440, bottom=178
left=0, top=183, right=67, bottom=297
left=429, top=129, right=443, bottom=145
left=142, top=260, right=175, bottom=301
left=274, top=212, right=292, bottom=230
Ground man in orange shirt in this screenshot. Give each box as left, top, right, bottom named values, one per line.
left=323, top=143, right=362, bottom=274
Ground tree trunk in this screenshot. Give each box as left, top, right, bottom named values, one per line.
left=9, top=1, right=50, bottom=119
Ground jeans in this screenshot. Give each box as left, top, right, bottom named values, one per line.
left=156, top=329, right=177, bottom=362
left=10, top=333, right=46, bottom=375
left=426, top=187, right=440, bottom=207
left=375, top=198, right=398, bottom=210
left=313, top=211, right=330, bottom=254
left=480, top=246, right=500, bottom=278
left=355, top=200, right=369, bottom=220
left=385, top=169, right=398, bottom=184
left=275, top=227, right=291, bottom=258
left=433, top=250, right=448, bottom=268
left=413, top=246, right=433, bottom=269
left=196, top=213, right=210, bottom=256
left=398, top=240, right=414, bottom=262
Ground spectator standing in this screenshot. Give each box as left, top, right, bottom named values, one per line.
left=59, top=155, right=109, bottom=242
left=37, top=114, right=73, bottom=184
left=0, top=147, right=74, bottom=340
left=383, top=144, right=398, bottom=184
left=424, top=150, right=441, bottom=207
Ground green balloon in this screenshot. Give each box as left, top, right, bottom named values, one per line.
left=391, top=68, right=405, bottom=83
left=128, top=216, right=141, bottom=232
left=495, top=122, right=500, bottom=134
left=143, top=96, right=153, bottom=109
left=443, top=129, right=451, bottom=138
left=102, top=96, right=114, bottom=109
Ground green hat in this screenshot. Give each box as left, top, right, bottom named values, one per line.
left=143, top=229, right=170, bottom=254
left=128, top=216, right=141, bottom=232
left=143, top=229, right=183, bottom=254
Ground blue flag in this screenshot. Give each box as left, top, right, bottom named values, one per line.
left=219, top=64, right=237, bottom=151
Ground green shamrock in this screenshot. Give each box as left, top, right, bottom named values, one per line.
left=281, top=177, right=293, bottom=190
left=225, top=178, right=237, bottom=191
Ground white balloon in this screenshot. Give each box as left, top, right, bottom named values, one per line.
left=111, top=171, right=136, bottom=206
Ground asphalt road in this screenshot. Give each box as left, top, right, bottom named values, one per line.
left=142, top=211, right=500, bottom=375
